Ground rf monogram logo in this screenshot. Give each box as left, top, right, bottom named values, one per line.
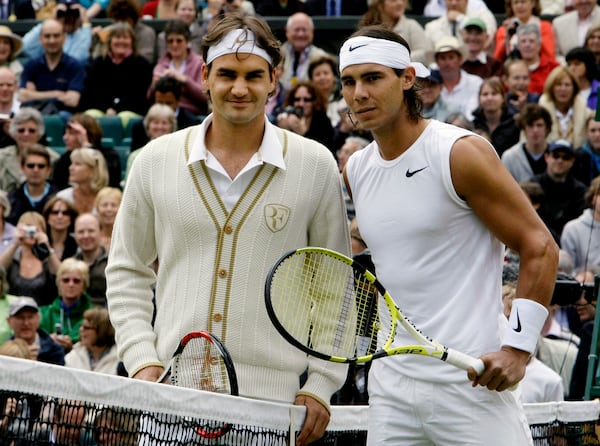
left=264, top=204, right=290, bottom=232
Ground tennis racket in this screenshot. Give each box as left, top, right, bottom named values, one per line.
left=158, top=331, right=238, bottom=439
left=264, top=247, right=485, bottom=375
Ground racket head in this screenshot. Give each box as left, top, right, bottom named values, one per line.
left=169, top=331, right=239, bottom=396
left=265, top=247, right=392, bottom=363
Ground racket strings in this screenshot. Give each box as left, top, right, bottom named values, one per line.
left=270, top=252, right=383, bottom=361
left=172, top=338, right=232, bottom=394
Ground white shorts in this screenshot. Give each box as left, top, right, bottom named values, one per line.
left=366, top=361, right=532, bottom=446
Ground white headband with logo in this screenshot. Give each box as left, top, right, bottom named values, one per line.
left=339, top=36, right=430, bottom=77
left=206, top=28, right=273, bottom=66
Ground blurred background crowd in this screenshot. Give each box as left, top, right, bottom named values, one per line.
left=2, top=0, right=600, bottom=433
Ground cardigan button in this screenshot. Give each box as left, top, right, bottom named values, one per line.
left=224, top=225, right=233, bottom=234
left=218, top=269, right=227, bottom=278
left=212, top=313, right=223, bottom=322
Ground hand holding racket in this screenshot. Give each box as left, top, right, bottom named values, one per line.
left=158, top=330, right=238, bottom=439
left=264, top=247, right=485, bottom=376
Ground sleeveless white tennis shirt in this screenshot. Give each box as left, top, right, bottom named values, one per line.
left=345, top=119, right=507, bottom=383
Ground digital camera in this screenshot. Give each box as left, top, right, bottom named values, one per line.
left=23, top=225, right=37, bottom=238
left=56, top=7, right=80, bottom=19
left=282, top=105, right=303, bottom=118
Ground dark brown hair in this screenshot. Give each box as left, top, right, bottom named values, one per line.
left=347, top=25, right=422, bottom=123
left=83, top=307, right=115, bottom=348
left=68, top=113, right=103, bottom=149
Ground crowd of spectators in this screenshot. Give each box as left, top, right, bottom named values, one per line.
left=3, top=2, right=600, bottom=441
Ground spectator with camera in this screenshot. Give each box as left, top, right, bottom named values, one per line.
left=493, top=0, right=554, bottom=63
left=0, top=211, right=60, bottom=306
left=276, top=81, right=334, bottom=153
left=22, top=0, right=92, bottom=65
left=424, top=0, right=497, bottom=53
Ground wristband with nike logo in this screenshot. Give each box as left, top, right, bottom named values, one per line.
left=502, top=298, right=548, bottom=355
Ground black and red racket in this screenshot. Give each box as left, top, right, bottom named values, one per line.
left=158, top=330, right=238, bottom=439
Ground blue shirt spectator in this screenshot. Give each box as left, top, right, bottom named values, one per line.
left=20, top=19, right=86, bottom=119
left=22, top=24, right=91, bottom=66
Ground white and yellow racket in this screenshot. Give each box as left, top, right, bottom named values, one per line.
left=264, top=247, right=485, bottom=374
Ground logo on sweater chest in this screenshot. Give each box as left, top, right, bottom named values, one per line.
left=264, top=204, right=290, bottom=232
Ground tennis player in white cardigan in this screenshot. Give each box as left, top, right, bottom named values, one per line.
left=106, top=15, right=350, bottom=446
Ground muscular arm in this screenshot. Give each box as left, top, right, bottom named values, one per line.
left=451, top=136, right=559, bottom=390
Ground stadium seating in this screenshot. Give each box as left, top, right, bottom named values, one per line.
left=43, top=115, right=65, bottom=149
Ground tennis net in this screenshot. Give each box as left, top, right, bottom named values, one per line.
left=0, top=355, right=599, bottom=445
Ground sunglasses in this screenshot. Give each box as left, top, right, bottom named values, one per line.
left=293, top=97, right=314, bottom=103
left=25, top=163, right=48, bottom=169
left=551, top=152, right=574, bottom=161
left=61, top=277, right=82, bottom=284
left=49, top=209, right=69, bottom=216
left=17, top=128, right=37, bottom=134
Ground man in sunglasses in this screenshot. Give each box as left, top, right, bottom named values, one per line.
left=6, top=144, right=58, bottom=224
left=532, top=139, right=588, bottom=240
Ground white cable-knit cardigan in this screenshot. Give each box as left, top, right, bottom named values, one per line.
left=106, top=123, right=351, bottom=407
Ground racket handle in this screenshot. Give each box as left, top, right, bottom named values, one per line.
left=445, top=348, right=485, bottom=376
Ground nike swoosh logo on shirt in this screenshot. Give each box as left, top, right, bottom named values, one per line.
left=405, top=166, right=429, bottom=177
left=349, top=44, right=368, bottom=52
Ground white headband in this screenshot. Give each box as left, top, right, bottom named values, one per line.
left=339, top=36, right=430, bottom=77
left=206, top=29, right=273, bottom=66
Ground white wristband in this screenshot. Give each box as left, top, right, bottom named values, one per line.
left=502, top=298, right=548, bottom=355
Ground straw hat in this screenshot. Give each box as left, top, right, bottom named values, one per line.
left=0, top=26, right=23, bottom=56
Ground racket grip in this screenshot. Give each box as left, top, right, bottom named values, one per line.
left=445, top=348, right=485, bottom=376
